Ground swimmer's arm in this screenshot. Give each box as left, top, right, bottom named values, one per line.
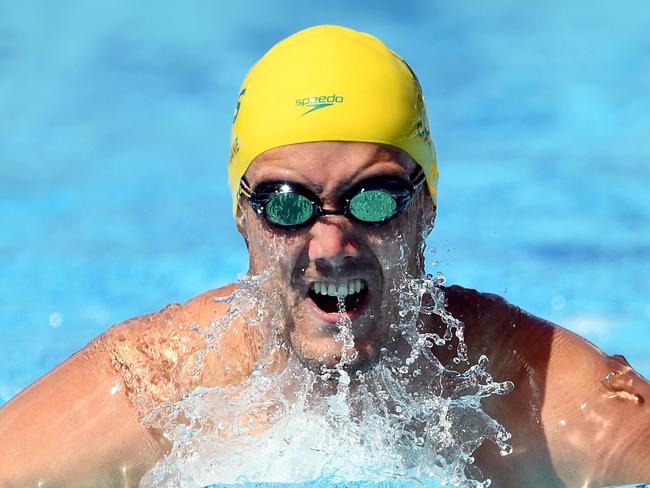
left=541, top=327, right=650, bottom=487
left=0, top=284, right=242, bottom=488
left=0, top=349, right=170, bottom=488
left=454, top=292, right=650, bottom=487
left=0, top=344, right=169, bottom=488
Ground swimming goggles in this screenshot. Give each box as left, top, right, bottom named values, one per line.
left=239, top=167, right=426, bottom=228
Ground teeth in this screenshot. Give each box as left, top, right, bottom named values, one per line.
left=311, top=280, right=366, bottom=297
left=337, top=284, right=348, bottom=296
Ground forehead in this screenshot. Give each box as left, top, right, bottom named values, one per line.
left=245, top=142, right=416, bottom=188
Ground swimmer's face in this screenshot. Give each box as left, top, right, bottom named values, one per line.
left=238, top=142, right=434, bottom=372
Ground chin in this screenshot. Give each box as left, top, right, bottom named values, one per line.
left=290, top=332, right=380, bottom=375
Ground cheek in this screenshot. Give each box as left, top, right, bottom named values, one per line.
left=246, top=219, right=307, bottom=277
left=363, top=208, right=426, bottom=277
left=367, top=222, right=416, bottom=262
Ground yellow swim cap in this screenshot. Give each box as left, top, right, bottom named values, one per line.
left=228, top=25, right=438, bottom=215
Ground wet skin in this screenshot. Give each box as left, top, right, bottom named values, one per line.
left=238, top=142, right=434, bottom=372
left=1, top=142, right=649, bottom=487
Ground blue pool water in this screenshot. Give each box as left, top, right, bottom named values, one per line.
left=0, top=2, right=649, bottom=485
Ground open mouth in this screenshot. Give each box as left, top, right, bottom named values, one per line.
left=308, top=279, right=369, bottom=314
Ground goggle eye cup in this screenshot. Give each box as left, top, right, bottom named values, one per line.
left=348, top=190, right=399, bottom=222
left=265, top=192, right=314, bottom=227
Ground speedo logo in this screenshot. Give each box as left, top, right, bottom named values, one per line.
left=296, top=94, right=344, bottom=115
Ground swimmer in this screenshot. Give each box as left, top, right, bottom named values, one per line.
left=1, top=25, right=649, bottom=488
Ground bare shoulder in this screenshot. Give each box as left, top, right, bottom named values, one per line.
left=102, top=283, right=237, bottom=341
left=539, top=322, right=650, bottom=486
left=97, top=283, right=249, bottom=409
left=440, top=285, right=650, bottom=486
left=0, top=284, right=243, bottom=487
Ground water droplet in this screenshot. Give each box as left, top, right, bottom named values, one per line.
left=49, top=312, right=63, bottom=328
left=478, top=355, right=489, bottom=369
left=551, top=295, right=565, bottom=311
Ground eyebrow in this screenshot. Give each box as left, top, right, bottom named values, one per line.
left=245, top=150, right=414, bottom=199
left=242, top=168, right=420, bottom=201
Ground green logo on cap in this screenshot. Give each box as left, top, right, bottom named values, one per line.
left=296, top=94, right=344, bottom=116
left=233, top=88, right=246, bottom=124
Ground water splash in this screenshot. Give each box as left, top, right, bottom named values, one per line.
left=133, top=260, right=512, bottom=488
left=131, top=207, right=514, bottom=488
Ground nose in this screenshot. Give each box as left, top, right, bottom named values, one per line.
left=308, top=217, right=360, bottom=266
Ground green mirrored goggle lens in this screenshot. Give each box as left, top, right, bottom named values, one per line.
left=349, top=190, right=398, bottom=222
left=265, top=192, right=313, bottom=226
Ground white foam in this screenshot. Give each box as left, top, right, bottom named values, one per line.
left=136, top=260, right=511, bottom=488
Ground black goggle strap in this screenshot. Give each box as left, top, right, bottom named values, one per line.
left=410, top=166, right=425, bottom=189
left=240, top=177, right=253, bottom=198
